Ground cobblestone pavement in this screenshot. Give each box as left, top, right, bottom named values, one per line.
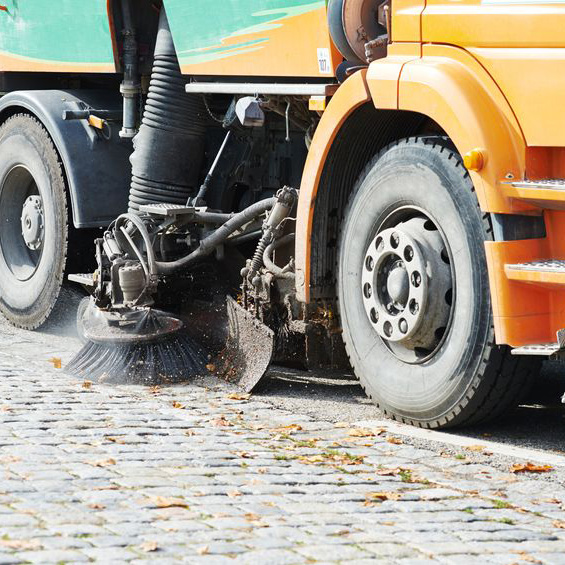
left=1, top=329, right=565, bottom=564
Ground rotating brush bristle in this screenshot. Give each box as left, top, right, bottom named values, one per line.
left=66, top=308, right=207, bottom=385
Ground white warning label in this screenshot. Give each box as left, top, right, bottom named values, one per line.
left=317, top=48, right=332, bottom=75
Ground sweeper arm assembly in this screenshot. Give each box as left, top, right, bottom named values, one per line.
left=68, top=185, right=299, bottom=386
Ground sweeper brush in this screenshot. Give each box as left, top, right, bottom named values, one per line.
left=66, top=307, right=207, bottom=384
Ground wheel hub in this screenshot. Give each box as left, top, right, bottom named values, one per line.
left=361, top=214, right=453, bottom=363
left=20, top=195, right=44, bottom=251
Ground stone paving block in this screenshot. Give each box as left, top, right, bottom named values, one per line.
left=294, top=543, right=371, bottom=561
left=15, top=549, right=90, bottom=563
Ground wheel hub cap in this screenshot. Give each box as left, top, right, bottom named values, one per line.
left=361, top=214, right=454, bottom=363
left=20, top=195, right=44, bottom=251
left=362, top=226, right=428, bottom=343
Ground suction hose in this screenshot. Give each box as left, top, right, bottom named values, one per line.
left=128, top=8, right=207, bottom=212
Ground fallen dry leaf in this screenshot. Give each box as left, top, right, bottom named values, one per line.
left=227, top=490, right=242, bottom=498
left=554, top=520, right=565, bottom=529
left=235, top=451, right=255, bottom=459
left=82, top=380, right=93, bottom=390
left=0, top=539, right=41, bottom=551
left=105, top=436, right=126, bottom=444
left=185, top=429, right=197, bottom=437
left=509, top=550, right=542, bottom=563
left=139, top=541, right=159, bottom=553
left=151, top=496, right=190, bottom=509
left=386, top=436, right=403, bottom=445
left=227, top=392, right=251, bottom=401
left=171, top=401, right=185, bottom=409
left=364, top=491, right=402, bottom=506
left=271, top=424, right=303, bottom=433
left=348, top=428, right=376, bottom=438
left=87, top=458, right=116, bottom=468
left=465, top=445, right=487, bottom=452
left=88, top=503, right=106, bottom=510
left=258, top=467, right=268, bottom=474
left=197, top=546, right=210, bottom=556
left=206, top=364, right=216, bottom=373
left=510, top=462, right=553, bottom=474
left=376, top=468, right=403, bottom=477
left=245, top=512, right=261, bottom=522
left=212, top=416, right=233, bottom=427
left=48, top=357, right=62, bottom=369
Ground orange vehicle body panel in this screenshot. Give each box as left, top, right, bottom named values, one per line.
left=296, top=70, right=371, bottom=303
left=178, top=6, right=342, bottom=78
left=423, top=0, right=565, bottom=147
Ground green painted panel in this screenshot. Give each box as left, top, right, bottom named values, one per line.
left=163, top=0, right=325, bottom=65
left=0, top=0, right=114, bottom=64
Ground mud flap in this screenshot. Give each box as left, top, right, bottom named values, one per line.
left=218, top=296, right=275, bottom=392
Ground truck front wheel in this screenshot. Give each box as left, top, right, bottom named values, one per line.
left=338, top=137, right=538, bottom=428
left=0, top=114, right=68, bottom=329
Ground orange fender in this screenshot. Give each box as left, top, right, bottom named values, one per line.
left=370, top=44, right=530, bottom=215
left=295, top=70, right=371, bottom=303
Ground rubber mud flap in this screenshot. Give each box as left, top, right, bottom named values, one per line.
left=217, top=296, right=274, bottom=392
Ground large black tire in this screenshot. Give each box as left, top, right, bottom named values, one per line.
left=338, top=137, right=539, bottom=429
left=0, top=114, right=68, bottom=330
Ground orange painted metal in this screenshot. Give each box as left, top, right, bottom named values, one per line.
left=0, top=54, right=115, bottom=73
left=295, top=69, right=371, bottom=304
left=179, top=6, right=341, bottom=78
left=366, top=42, right=421, bottom=109
left=396, top=44, right=530, bottom=215
left=485, top=239, right=556, bottom=347
left=392, top=0, right=425, bottom=43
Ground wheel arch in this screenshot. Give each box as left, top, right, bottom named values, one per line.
left=0, top=90, right=131, bottom=229
left=296, top=70, right=429, bottom=303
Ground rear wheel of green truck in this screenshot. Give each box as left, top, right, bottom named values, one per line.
left=337, top=137, right=539, bottom=429
left=0, top=114, right=68, bottom=330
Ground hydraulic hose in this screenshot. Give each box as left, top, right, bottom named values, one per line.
left=156, top=198, right=276, bottom=275
left=263, top=233, right=296, bottom=280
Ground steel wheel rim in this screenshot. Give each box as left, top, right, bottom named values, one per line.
left=0, top=166, right=44, bottom=282
left=361, top=205, right=456, bottom=364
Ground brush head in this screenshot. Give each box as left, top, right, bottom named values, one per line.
left=66, top=307, right=207, bottom=384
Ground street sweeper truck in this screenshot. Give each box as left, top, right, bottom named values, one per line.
left=1, top=0, right=565, bottom=429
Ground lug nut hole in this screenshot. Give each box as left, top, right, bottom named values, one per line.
left=384, top=321, right=393, bottom=338
left=370, top=308, right=378, bottom=324
left=399, top=318, right=408, bottom=334
left=365, top=255, right=374, bottom=271
left=404, top=246, right=414, bottom=262
left=441, top=248, right=450, bottom=265
left=390, top=232, right=400, bottom=249
left=363, top=283, right=372, bottom=299
left=409, top=299, right=419, bottom=315
left=445, top=288, right=453, bottom=306
left=411, top=271, right=422, bottom=288
left=375, top=236, right=384, bottom=252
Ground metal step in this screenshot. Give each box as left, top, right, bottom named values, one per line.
left=504, top=179, right=565, bottom=208
left=505, top=260, right=565, bottom=285
left=511, top=179, right=565, bottom=191
left=512, top=343, right=561, bottom=356
left=68, top=273, right=95, bottom=287
left=512, top=329, right=565, bottom=357
left=506, top=260, right=565, bottom=273
left=138, top=203, right=196, bottom=217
